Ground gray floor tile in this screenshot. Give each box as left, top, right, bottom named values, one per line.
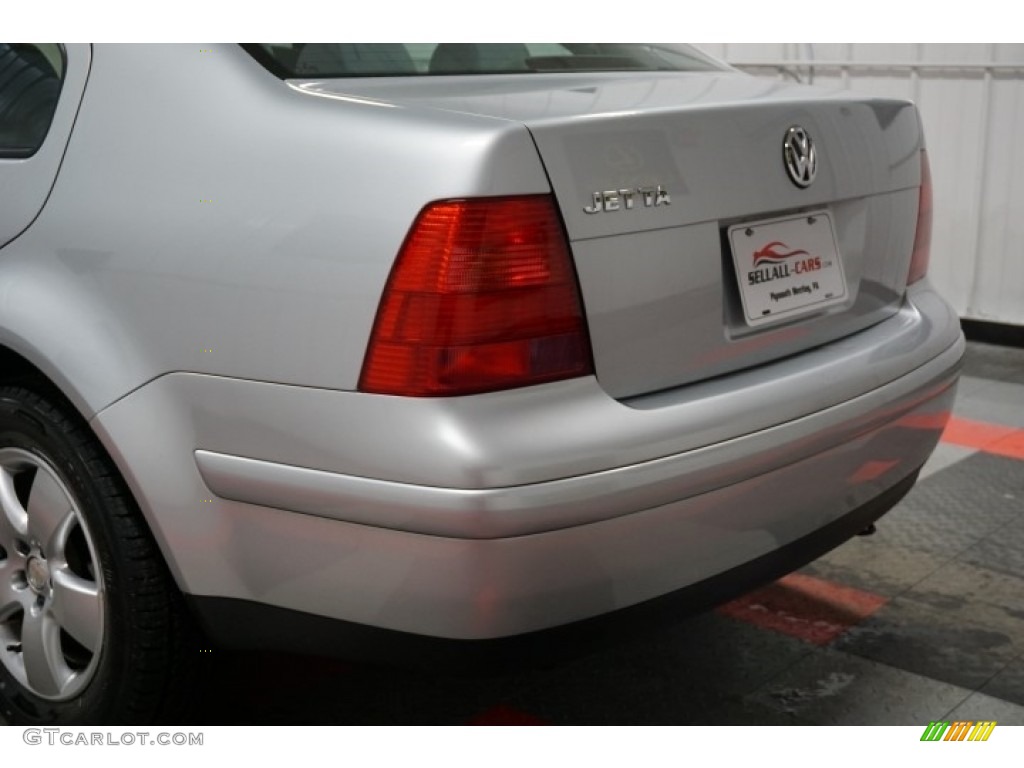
left=945, top=691, right=1024, bottom=725
left=618, top=611, right=818, bottom=697
left=919, top=443, right=978, bottom=479
left=979, top=655, right=1024, bottom=706
left=833, top=597, right=1022, bottom=691
left=897, top=453, right=1024, bottom=519
left=953, top=379, right=1024, bottom=427
left=901, top=560, right=1024, bottom=640
left=695, top=696, right=806, bottom=725
left=955, top=375, right=993, bottom=396
left=503, top=612, right=815, bottom=724
left=801, top=538, right=948, bottom=597
left=701, top=649, right=972, bottom=725
left=960, top=342, right=1024, bottom=387
left=959, top=518, right=1024, bottom=581
left=879, top=454, right=1024, bottom=556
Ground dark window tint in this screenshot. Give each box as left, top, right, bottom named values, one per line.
left=242, top=43, right=725, bottom=78
left=0, top=44, right=64, bottom=158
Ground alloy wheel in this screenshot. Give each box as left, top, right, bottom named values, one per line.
left=0, top=448, right=105, bottom=701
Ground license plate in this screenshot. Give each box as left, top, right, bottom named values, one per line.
left=728, top=211, right=847, bottom=327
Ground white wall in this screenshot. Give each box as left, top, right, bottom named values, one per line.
left=695, top=44, right=1024, bottom=327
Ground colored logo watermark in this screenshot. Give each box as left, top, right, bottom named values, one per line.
left=920, top=721, right=996, bottom=741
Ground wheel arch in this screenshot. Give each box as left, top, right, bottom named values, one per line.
left=0, top=343, right=86, bottom=414
left=0, top=334, right=121, bottom=427
left=0, top=378, right=199, bottom=723
left=0, top=288, right=203, bottom=599
left=0, top=341, right=188, bottom=593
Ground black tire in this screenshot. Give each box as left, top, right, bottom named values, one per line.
left=0, top=385, right=195, bottom=724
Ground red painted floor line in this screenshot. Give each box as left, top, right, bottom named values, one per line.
left=986, top=428, right=1024, bottom=461
left=467, top=705, right=550, bottom=726
left=941, top=416, right=1024, bottom=459
left=717, top=572, right=888, bottom=646
left=942, top=416, right=1016, bottom=449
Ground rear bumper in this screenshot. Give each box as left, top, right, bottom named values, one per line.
left=188, top=470, right=919, bottom=670
left=91, top=281, right=963, bottom=642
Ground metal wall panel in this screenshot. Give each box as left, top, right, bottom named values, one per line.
left=696, top=44, right=1024, bottom=326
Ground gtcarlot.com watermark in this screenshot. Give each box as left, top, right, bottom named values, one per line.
left=23, top=729, right=203, bottom=747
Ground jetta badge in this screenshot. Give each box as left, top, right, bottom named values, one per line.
left=583, top=185, right=671, bottom=214
left=782, top=126, right=817, bottom=188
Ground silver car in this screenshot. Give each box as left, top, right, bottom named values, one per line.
left=0, top=43, right=962, bottom=724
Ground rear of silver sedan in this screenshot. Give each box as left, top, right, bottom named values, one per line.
left=168, top=45, right=963, bottom=653
left=186, top=303, right=959, bottom=652
left=0, top=45, right=962, bottom=724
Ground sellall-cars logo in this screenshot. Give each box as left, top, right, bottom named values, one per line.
left=920, top=720, right=997, bottom=741
left=747, top=241, right=822, bottom=286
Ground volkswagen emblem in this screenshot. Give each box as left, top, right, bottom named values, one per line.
left=782, top=126, right=817, bottom=188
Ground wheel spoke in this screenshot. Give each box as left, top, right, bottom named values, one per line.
left=25, top=470, right=73, bottom=556
left=21, top=608, right=71, bottom=698
left=0, top=467, right=28, bottom=542
left=50, top=569, right=102, bottom=652
left=0, top=560, right=28, bottom=620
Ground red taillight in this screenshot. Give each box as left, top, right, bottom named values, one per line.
left=908, top=150, right=932, bottom=284
left=359, top=195, right=593, bottom=397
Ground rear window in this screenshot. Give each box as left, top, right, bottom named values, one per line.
left=242, top=44, right=725, bottom=78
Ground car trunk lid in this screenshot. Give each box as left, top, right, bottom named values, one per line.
left=298, top=72, right=925, bottom=398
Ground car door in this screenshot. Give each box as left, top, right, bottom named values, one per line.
left=0, top=43, right=90, bottom=249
